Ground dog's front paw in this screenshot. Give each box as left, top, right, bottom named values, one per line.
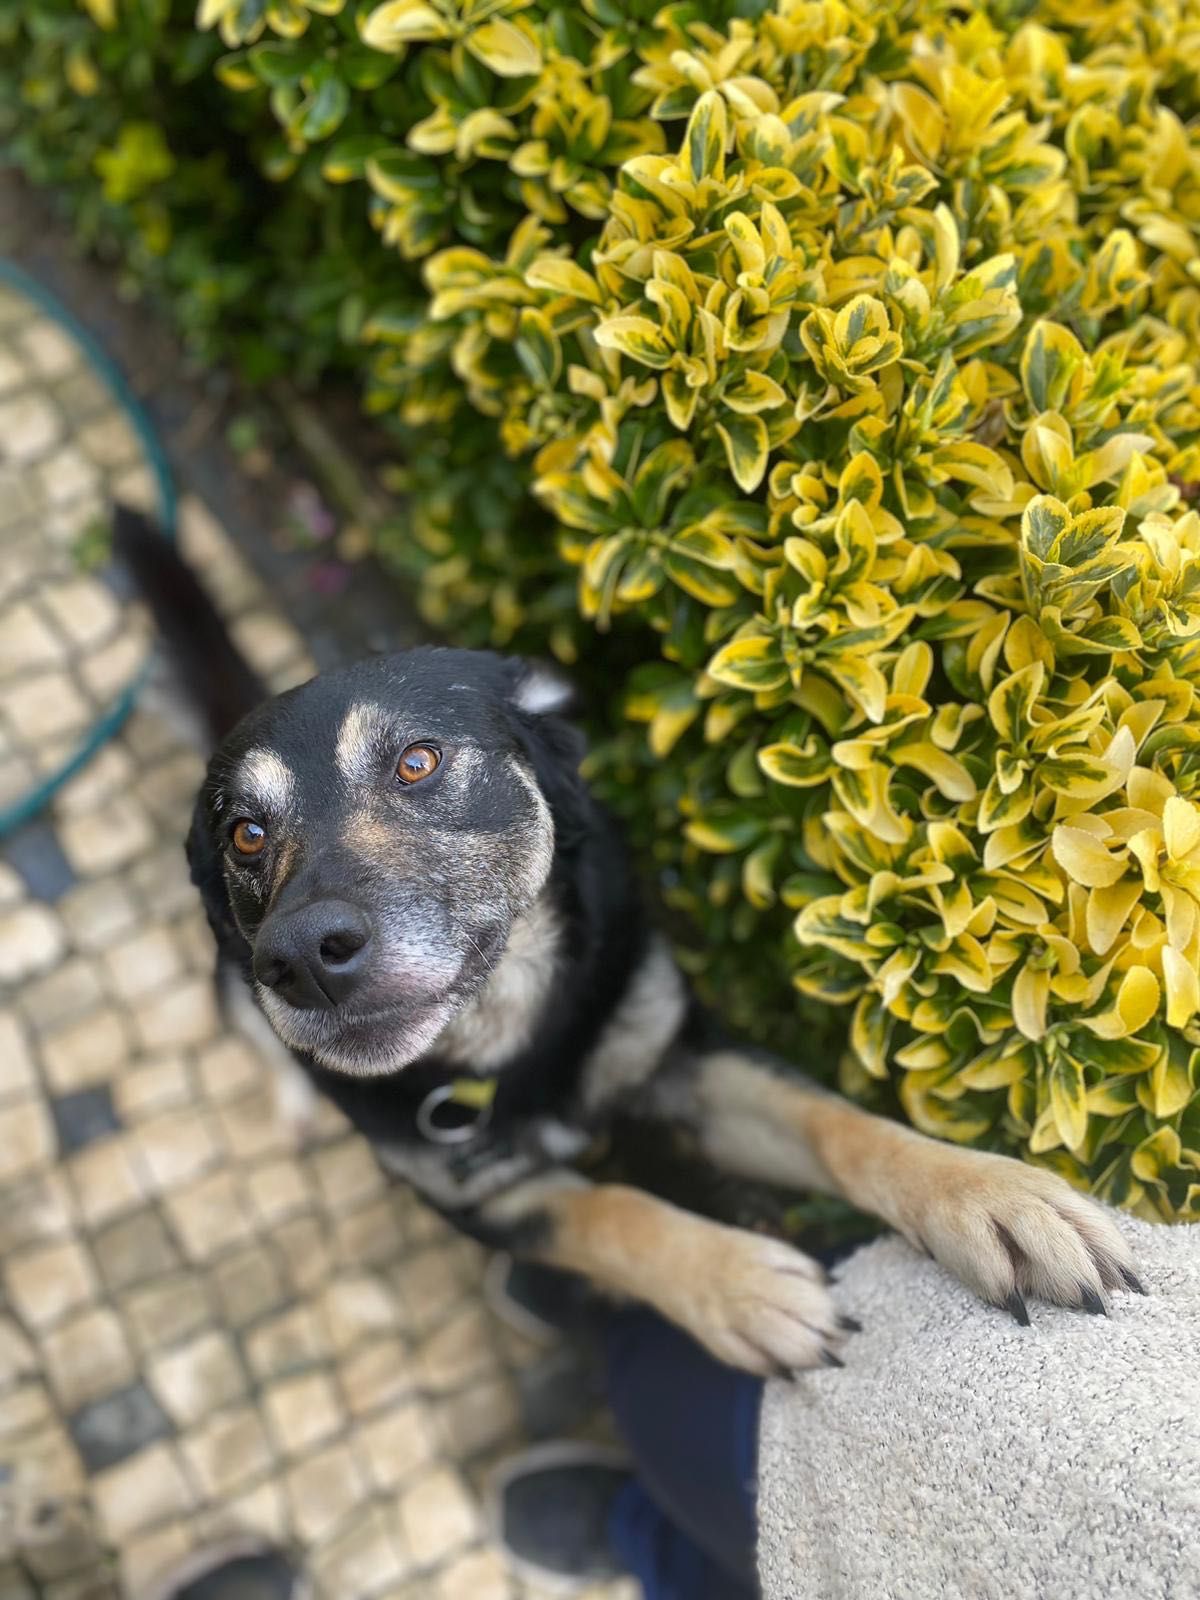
left=680, top=1228, right=850, bottom=1377
left=897, top=1144, right=1145, bottom=1321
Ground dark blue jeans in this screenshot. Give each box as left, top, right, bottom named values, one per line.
left=604, top=1308, right=763, bottom=1599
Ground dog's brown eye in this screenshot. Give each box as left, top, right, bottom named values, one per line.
left=397, top=744, right=440, bottom=784
left=231, top=819, right=267, bottom=856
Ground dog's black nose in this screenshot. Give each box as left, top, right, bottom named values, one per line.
left=253, top=900, right=372, bottom=1010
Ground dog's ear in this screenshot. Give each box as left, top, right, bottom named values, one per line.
left=505, top=660, right=591, bottom=851
left=186, top=793, right=251, bottom=966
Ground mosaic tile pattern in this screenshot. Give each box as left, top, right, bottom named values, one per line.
left=0, top=285, right=634, bottom=1600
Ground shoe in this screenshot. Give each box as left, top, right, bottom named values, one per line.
left=141, top=1539, right=307, bottom=1600
left=484, top=1253, right=606, bottom=1343
left=488, top=1441, right=632, bottom=1594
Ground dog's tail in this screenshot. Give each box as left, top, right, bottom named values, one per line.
left=111, top=504, right=264, bottom=747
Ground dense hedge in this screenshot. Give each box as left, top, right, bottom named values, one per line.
left=8, top=0, right=1200, bottom=1220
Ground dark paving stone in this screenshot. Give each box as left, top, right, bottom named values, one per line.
left=50, top=1085, right=121, bottom=1155
left=178, top=1552, right=298, bottom=1600
left=68, top=1382, right=172, bottom=1472
left=1, top=819, right=77, bottom=900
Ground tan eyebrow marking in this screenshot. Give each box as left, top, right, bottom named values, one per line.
left=334, top=702, right=391, bottom=786
left=238, top=749, right=294, bottom=813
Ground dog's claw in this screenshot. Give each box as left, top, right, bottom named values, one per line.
left=1078, top=1285, right=1107, bottom=1316
left=836, top=1314, right=862, bottom=1333
left=1120, top=1266, right=1148, bottom=1296
left=1004, top=1289, right=1030, bottom=1327
left=819, top=1348, right=845, bottom=1368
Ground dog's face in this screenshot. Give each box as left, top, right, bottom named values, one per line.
left=190, top=648, right=579, bottom=1075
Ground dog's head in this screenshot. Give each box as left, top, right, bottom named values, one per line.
left=188, top=647, right=584, bottom=1075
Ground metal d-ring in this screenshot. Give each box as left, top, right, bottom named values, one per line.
left=416, top=1083, right=494, bottom=1146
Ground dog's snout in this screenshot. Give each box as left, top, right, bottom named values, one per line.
left=253, top=900, right=372, bottom=1010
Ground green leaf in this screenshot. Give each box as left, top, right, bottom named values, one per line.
left=715, top=412, right=769, bottom=492
left=684, top=90, right=726, bottom=184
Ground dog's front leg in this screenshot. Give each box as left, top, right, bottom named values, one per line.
left=672, top=1049, right=1143, bottom=1320
left=472, top=1172, right=850, bottom=1375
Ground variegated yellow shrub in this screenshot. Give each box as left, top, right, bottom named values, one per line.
left=56, top=0, right=1200, bottom=1215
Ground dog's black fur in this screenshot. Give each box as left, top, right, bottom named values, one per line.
left=115, top=507, right=1142, bottom=1375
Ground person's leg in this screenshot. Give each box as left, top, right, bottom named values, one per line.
left=604, top=1306, right=762, bottom=1599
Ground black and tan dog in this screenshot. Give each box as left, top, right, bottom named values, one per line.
left=120, top=509, right=1143, bottom=1376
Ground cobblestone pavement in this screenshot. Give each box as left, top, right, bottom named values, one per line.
left=0, top=282, right=632, bottom=1598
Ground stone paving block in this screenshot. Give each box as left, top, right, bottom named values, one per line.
left=164, top=1170, right=254, bottom=1263
left=134, top=1108, right=222, bottom=1193
left=0, top=601, right=65, bottom=674
left=58, top=795, right=155, bottom=878
left=0, top=1169, right=76, bottom=1255
left=330, top=1193, right=408, bottom=1269
left=102, top=924, right=184, bottom=1002
left=77, top=410, right=140, bottom=469
left=21, top=957, right=107, bottom=1033
left=0, top=1007, right=36, bottom=1093
left=3, top=816, right=78, bottom=902
left=0, top=901, right=65, bottom=982
left=358, top=1400, right=439, bottom=1492
left=262, top=1371, right=341, bottom=1457
left=38, top=444, right=103, bottom=509
left=67, top=1136, right=146, bottom=1228
left=19, top=321, right=78, bottom=378
left=244, top=1303, right=329, bottom=1383
left=94, top=1210, right=178, bottom=1293
left=126, top=842, right=197, bottom=915
left=437, top=1375, right=522, bottom=1462
left=177, top=493, right=237, bottom=569
left=41, top=578, right=121, bottom=652
left=40, top=1007, right=130, bottom=1093
left=43, top=1307, right=135, bottom=1411
left=50, top=1084, right=121, bottom=1153
left=52, top=744, right=138, bottom=820
left=5, top=670, right=91, bottom=740
left=0, top=391, right=61, bottom=460
left=0, top=1097, right=54, bottom=1183
left=435, top=1549, right=513, bottom=1600
left=311, top=1506, right=411, bottom=1598
left=123, top=1274, right=211, bottom=1356
left=132, top=977, right=221, bottom=1053
left=272, top=1213, right=333, bottom=1295
left=0, top=1314, right=38, bottom=1387
left=321, top=1271, right=398, bottom=1353
left=78, top=631, right=146, bottom=705
left=245, top=1157, right=311, bottom=1227
left=52, top=368, right=110, bottom=423
left=195, top=1034, right=261, bottom=1100
left=415, top=1304, right=498, bottom=1394
left=181, top=1404, right=272, bottom=1498
left=340, top=1338, right=414, bottom=1420
left=57, top=877, right=140, bottom=951
left=91, top=1443, right=193, bottom=1543
left=148, top=1329, right=246, bottom=1426
left=111, top=1054, right=192, bottom=1122
left=118, top=1521, right=192, bottom=1599
left=68, top=1381, right=173, bottom=1473
left=216, top=1086, right=294, bottom=1162
left=0, top=1380, right=54, bottom=1440
left=284, top=1439, right=369, bottom=1544
left=210, top=1245, right=287, bottom=1329
left=399, top=1466, right=480, bottom=1568
left=5, top=1238, right=96, bottom=1330
left=312, top=1137, right=386, bottom=1212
